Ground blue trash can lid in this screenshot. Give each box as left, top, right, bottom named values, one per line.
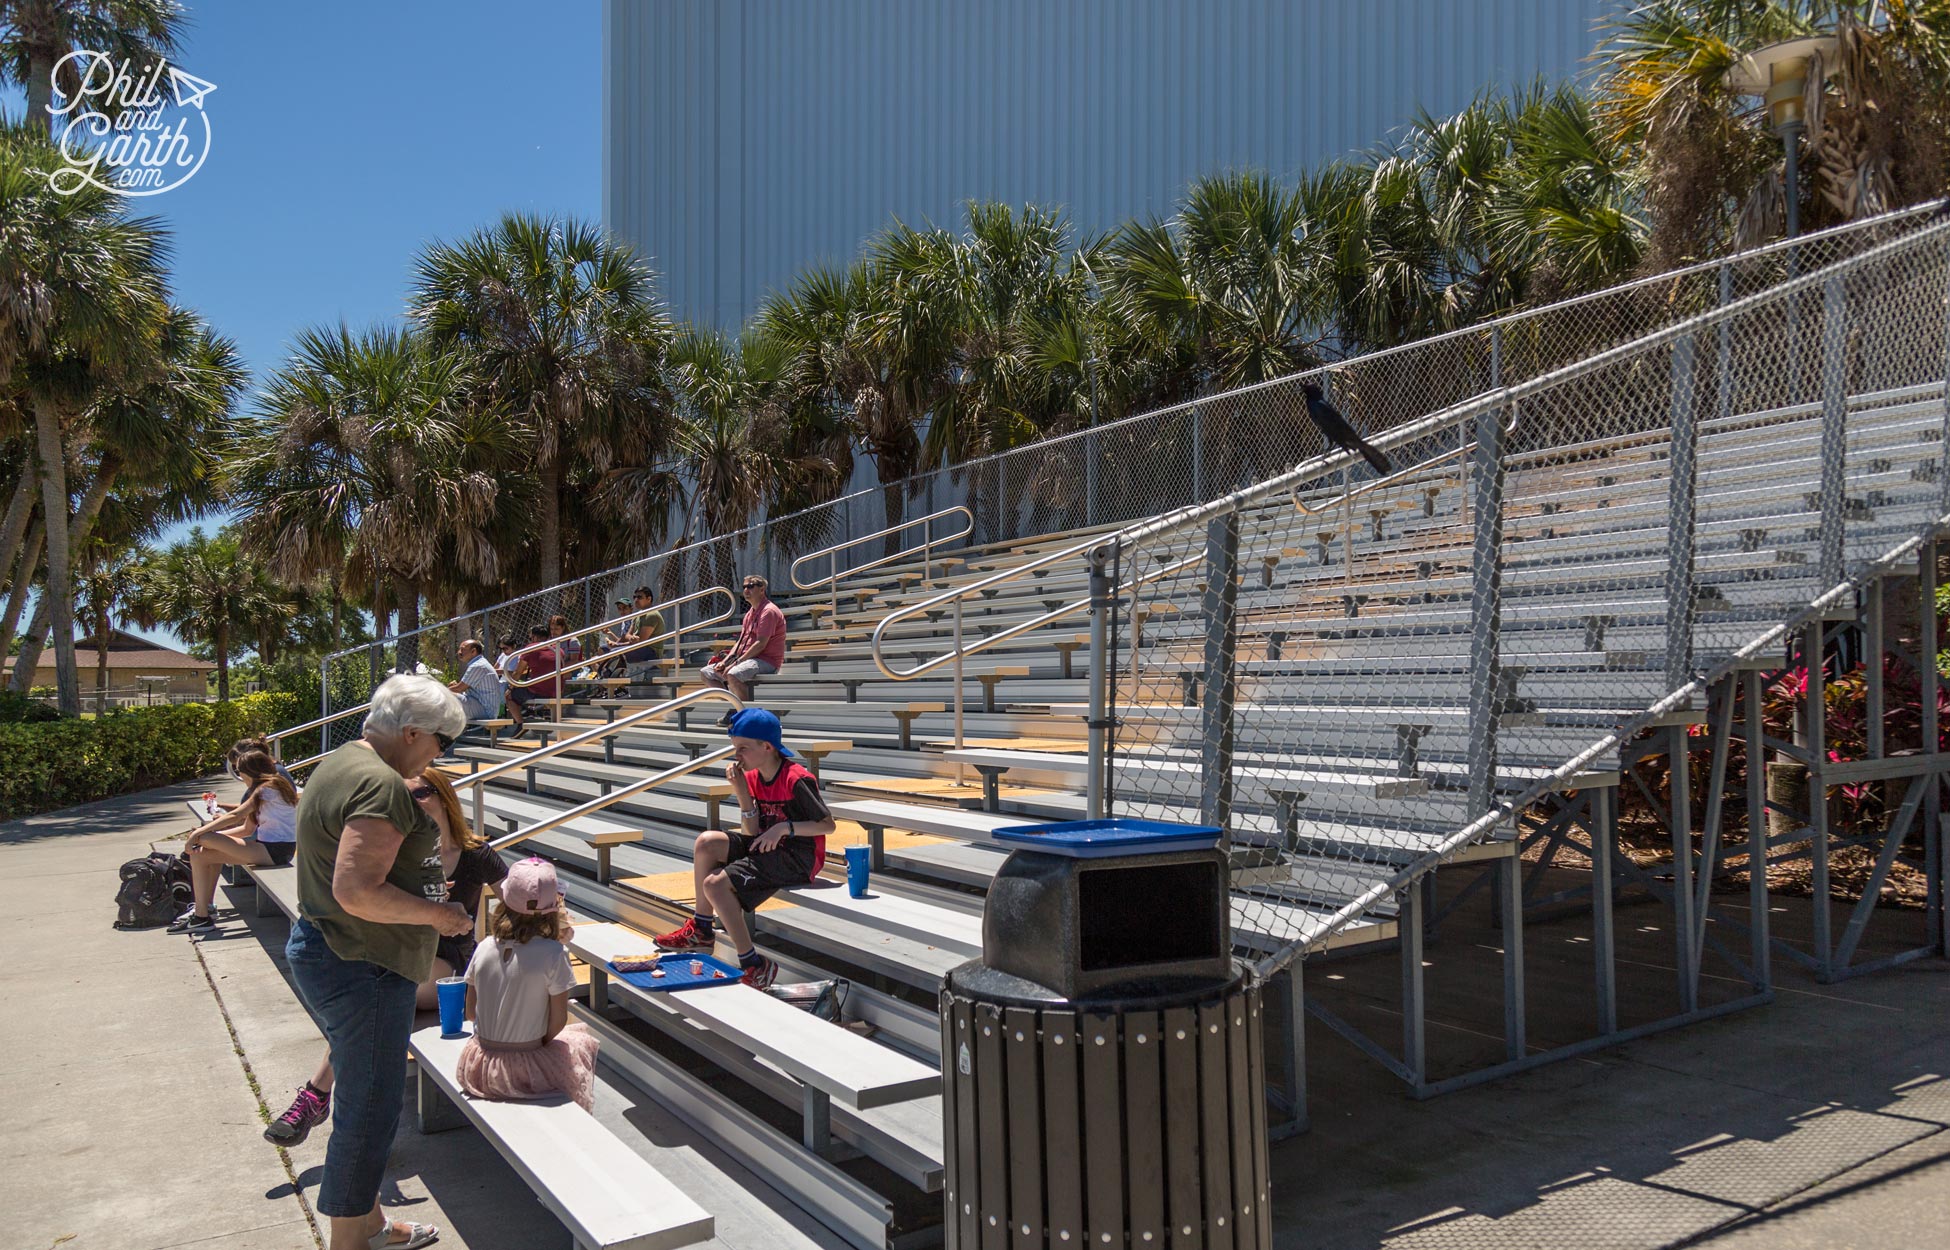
left=991, top=818, right=1223, bottom=858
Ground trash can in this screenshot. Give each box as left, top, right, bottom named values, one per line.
left=940, top=819, right=1271, bottom=1250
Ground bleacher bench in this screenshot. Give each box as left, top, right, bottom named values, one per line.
left=410, top=1025, right=715, bottom=1250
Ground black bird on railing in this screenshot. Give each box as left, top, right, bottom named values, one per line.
left=1301, top=379, right=1392, bottom=474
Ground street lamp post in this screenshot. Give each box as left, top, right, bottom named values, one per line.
left=1726, top=36, right=1839, bottom=239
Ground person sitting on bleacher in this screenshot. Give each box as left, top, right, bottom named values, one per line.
left=599, top=585, right=666, bottom=687
left=700, top=574, right=786, bottom=726
left=168, top=745, right=301, bottom=934
left=445, top=638, right=502, bottom=725
left=593, top=598, right=633, bottom=677
left=506, top=623, right=561, bottom=729
left=455, top=857, right=602, bottom=1111
left=547, top=614, right=583, bottom=666
left=652, top=708, right=833, bottom=988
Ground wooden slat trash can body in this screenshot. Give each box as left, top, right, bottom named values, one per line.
left=940, top=826, right=1271, bottom=1249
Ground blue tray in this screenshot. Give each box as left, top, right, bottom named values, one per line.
left=991, top=818, right=1223, bottom=858
left=610, top=952, right=745, bottom=991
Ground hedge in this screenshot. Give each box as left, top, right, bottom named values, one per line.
left=0, top=692, right=301, bottom=824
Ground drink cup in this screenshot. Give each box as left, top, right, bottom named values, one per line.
left=844, top=845, right=871, bottom=898
left=435, top=976, right=468, bottom=1037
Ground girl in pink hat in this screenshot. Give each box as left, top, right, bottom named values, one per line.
left=454, top=857, right=601, bottom=1111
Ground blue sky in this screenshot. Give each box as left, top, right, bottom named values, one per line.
left=6, top=0, right=602, bottom=646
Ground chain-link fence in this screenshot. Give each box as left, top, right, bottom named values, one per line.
left=1079, top=215, right=1950, bottom=978
left=319, top=202, right=1947, bottom=740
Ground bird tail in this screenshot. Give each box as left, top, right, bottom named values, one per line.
left=1359, top=440, right=1392, bottom=474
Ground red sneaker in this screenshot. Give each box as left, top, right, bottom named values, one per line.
left=653, top=918, right=715, bottom=952
left=740, top=955, right=779, bottom=990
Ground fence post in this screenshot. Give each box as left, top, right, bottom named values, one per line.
left=1717, top=263, right=1734, bottom=425
left=1086, top=357, right=1103, bottom=527
left=1463, top=399, right=1510, bottom=820
left=1086, top=559, right=1113, bottom=820
left=1199, top=513, right=1240, bottom=834
left=1818, top=274, right=1849, bottom=588
left=1191, top=403, right=1205, bottom=503
left=1665, top=333, right=1699, bottom=691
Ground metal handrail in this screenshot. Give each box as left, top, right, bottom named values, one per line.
left=448, top=686, right=744, bottom=834
left=268, top=701, right=371, bottom=747
left=791, top=505, right=973, bottom=618
left=318, top=200, right=1947, bottom=690
left=496, top=585, right=736, bottom=727
left=487, top=745, right=738, bottom=854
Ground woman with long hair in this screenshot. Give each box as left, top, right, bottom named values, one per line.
left=171, top=747, right=301, bottom=934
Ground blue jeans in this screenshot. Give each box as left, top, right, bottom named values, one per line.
left=285, top=918, right=418, bottom=1218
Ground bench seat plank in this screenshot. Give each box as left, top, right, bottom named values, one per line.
left=570, top=924, right=937, bottom=1110
left=411, top=1026, right=715, bottom=1250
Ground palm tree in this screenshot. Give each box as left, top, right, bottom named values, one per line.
left=74, top=543, right=133, bottom=706
left=6, top=303, right=244, bottom=695
left=1596, top=1, right=1950, bottom=265
left=0, top=121, right=169, bottom=714
left=0, top=0, right=185, bottom=136
left=127, top=527, right=285, bottom=701
left=411, top=213, right=675, bottom=593
left=230, top=324, right=523, bottom=673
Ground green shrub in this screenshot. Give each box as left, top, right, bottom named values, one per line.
left=0, top=692, right=300, bottom=824
left=0, top=690, right=61, bottom=724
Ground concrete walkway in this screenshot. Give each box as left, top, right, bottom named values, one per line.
left=5, top=776, right=1946, bottom=1250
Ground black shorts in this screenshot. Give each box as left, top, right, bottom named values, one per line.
left=260, top=840, right=296, bottom=866
left=435, top=932, right=478, bottom=975
left=722, top=831, right=819, bottom=912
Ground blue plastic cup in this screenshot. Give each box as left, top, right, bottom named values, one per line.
left=436, top=976, right=468, bottom=1037
left=844, top=845, right=871, bottom=898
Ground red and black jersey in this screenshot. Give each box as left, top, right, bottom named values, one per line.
left=743, top=760, right=831, bottom=877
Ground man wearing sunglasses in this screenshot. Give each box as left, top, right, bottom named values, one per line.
left=700, top=574, right=787, bottom=724
left=287, top=674, right=473, bottom=1250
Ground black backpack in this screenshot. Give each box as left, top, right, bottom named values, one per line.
left=114, top=852, right=194, bottom=929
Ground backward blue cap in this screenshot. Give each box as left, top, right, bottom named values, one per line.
left=726, top=707, right=796, bottom=758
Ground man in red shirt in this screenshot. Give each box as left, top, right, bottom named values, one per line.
left=651, top=708, right=833, bottom=988
left=701, top=574, right=787, bottom=725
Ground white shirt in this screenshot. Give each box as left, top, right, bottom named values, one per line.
left=252, top=787, right=299, bottom=843
left=458, top=654, right=501, bottom=717
left=464, top=935, right=577, bottom=1045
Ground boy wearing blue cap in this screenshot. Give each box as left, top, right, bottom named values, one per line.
left=652, top=708, right=834, bottom=988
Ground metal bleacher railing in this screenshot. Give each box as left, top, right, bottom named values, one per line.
left=317, top=202, right=1947, bottom=744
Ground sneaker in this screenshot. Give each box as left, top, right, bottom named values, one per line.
left=653, top=918, right=716, bottom=952
left=167, top=909, right=215, bottom=934
left=264, top=1084, right=330, bottom=1147
left=716, top=710, right=736, bottom=728
left=740, top=954, right=779, bottom=990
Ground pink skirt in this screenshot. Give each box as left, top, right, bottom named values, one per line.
left=454, top=1022, right=600, bottom=1112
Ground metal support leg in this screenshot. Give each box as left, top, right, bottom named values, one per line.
left=1270, top=965, right=1308, bottom=1139
left=596, top=845, right=612, bottom=885
left=1591, top=784, right=1618, bottom=1034
left=1669, top=723, right=1699, bottom=1013
left=1400, top=883, right=1426, bottom=1086
left=1500, top=854, right=1525, bottom=1062
left=1745, top=668, right=1772, bottom=993
left=588, top=966, right=608, bottom=1013
left=416, top=1067, right=467, bottom=1134
left=802, top=1086, right=832, bottom=1156
left=866, top=825, right=886, bottom=871
left=1806, top=622, right=1834, bottom=977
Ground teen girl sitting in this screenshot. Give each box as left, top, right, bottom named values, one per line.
left=171, top=746, right=300, bottom=934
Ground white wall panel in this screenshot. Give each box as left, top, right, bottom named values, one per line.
left=603, top=0, right=1621, bottom=328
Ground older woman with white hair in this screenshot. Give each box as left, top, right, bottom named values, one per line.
left=285, top=674, right=473, bottom=1250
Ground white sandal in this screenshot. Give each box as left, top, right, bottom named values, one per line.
left=369, top=1220, right=439, bottom=1249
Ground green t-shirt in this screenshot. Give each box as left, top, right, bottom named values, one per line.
left=294, top=741, right=444, bottom=982
left=632, top=608, right=666, bottom=659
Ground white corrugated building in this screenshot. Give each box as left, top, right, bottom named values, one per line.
left=603, top=0, right=1622, bottom=329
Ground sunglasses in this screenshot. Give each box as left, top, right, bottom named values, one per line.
left=409, top=783, right=435, bottom=801
left=433, top=731, right=455, bottom=753
left=742, top=582, right=762, bottom=589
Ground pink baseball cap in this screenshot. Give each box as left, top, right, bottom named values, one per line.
left=502, top=857, right=562, bottom=914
